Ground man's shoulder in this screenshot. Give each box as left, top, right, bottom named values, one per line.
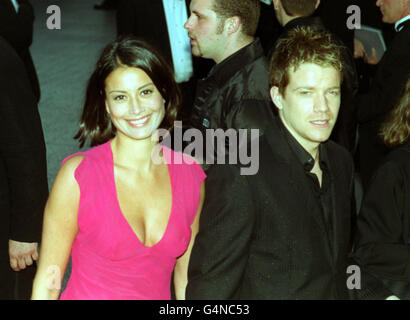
left=232, top=53, right=269, bottom=81
left=216, top=39, right=270, bottom=89
left=222, top=54, right=271, bottom=102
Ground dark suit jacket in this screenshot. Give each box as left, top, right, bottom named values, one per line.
left=356, top=20, right=410, bottom=188
left=187, top=117, right=358, bottom=299
left=0, top=37, right=48, bottom=260
left=0, top=0, right=40, bottom=102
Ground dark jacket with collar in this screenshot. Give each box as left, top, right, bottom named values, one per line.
left=277, top=16, right=359, bottom=154
left=189, top=38, right=275, bottom=143
left=187, top=117, right=359, bottom=299
left=0, top=0, right=40, bottom=103
left=357, top=19, right=410, bottom=188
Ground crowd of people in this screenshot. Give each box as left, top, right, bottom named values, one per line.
left=0, top=0, right=409, bottom=300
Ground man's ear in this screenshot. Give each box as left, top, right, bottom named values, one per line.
left=272, top=0, right=281, bottom=10
left=225, top=16, right=240, bottom=34
left=315, top=0, right=321, bottom=10
left=270, top=86, right=283, bottom=110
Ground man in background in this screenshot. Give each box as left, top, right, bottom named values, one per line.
left=355, top=0, right=410, bottom=189
left=184, top=0, right=274, bottom=167
left=0, top=36, right=48, bottom=300
left=0, top=0, right=41, bottom=103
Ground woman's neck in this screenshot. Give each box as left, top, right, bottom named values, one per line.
left=110, top=135, right=161, bottom=173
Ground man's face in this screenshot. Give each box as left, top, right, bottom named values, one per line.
left=184, top=0, right=227, bottom=63
left=376, top=0, right=407, bottom=23
left=270, top=63, right=341, bottom=152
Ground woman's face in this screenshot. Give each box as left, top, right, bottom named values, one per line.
left=104, top=66, right=166, bottom=142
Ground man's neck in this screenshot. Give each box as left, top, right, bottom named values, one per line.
left=283, top=15, right=305, bottom=27
left=214, top=36, right=254, bottom=64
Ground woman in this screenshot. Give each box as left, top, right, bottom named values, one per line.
left=353, top=78, right=410, bottom=299
left=31, top=37, right=205, bottom=300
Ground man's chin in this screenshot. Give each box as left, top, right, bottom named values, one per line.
left=381, top=14, right=395, bottom=24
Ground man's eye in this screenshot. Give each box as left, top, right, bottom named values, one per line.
left=300, top=91, right=311, bottom=95
left=328, top=90, right=340, bottom=96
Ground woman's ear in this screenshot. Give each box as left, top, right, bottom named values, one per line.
left=105, top=100, right=111, bottom=115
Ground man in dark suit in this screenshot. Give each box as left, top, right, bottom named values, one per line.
left=186, top=27, right=394, bottom=299
left=355, top=0, right=409, bottom=189
left=0, top=36, right=48, bottom=299
left=0, top=0, right=40, bottom=103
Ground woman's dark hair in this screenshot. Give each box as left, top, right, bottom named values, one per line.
left=380, top=78, right=410, bottom=148
left=74, top=36, right=181, bottom=147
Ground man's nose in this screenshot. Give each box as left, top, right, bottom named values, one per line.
left=184, top=15, right=193, bottom=31
left=314, top=94, right=330, bottom=113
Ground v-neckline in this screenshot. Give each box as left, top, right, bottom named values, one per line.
left=108, top=141, right=174, bottom=249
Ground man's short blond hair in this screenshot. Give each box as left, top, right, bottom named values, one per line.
left=269, top=26, right=344, bottom=96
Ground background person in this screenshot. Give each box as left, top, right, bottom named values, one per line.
left=353, top=78, right=410, bottom=300
left=355, top=0, right=409, bottom=189
left=0, top=0, right=41, bottom=102
left=184, top=0, right=275, bottom=168
left=0, top=36, right=48, bottom=300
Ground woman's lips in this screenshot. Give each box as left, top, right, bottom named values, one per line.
left=127, top=115, right=151, bottom=127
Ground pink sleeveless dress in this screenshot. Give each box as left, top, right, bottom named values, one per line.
left=59, top=141, right=205, bottom=300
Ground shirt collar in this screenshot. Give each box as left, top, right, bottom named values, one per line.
left=10, top=0, right=19, bottom=12
left=276, top=117, right=318, bottom=172
left=395, top=15, right=410, bottom=32
left=206, top=38, right=264, bottom=86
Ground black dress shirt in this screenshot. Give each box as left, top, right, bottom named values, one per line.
left=276, top=117, right=334, bottom=241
